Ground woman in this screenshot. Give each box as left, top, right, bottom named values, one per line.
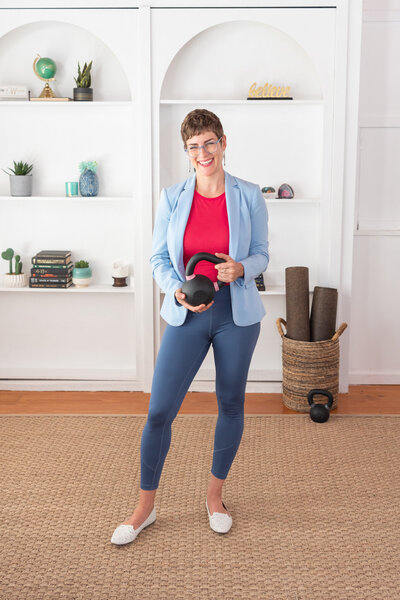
left=111, top=109, right=269, bottom=545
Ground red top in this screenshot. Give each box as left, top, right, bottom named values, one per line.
left=183, top=189, right=230, bottom=282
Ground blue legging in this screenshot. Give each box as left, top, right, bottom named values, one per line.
left=140, top=284, right=260, bottom=490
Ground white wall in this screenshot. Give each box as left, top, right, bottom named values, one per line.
left=349, top=1, right=400, bottom=383
left=0, top=1, right=367, bottom=392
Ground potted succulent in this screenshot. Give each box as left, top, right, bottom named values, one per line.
left=2, top=160, right=33, bottom=196
left=72, top=260, right=92, bottom=287
left=73, top=60, right=93, bottom=101
left=1, top=247, right=28, bottom=287
left=79, top=160, right=98, bottom=196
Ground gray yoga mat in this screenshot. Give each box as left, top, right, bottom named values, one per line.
left=285, top=266, right=310, bottom=341
left=310, top=286, right=338, bottom=341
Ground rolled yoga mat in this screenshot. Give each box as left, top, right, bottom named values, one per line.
left=285, top=266, right=310, bottom=341
left=310, top=286, right=338, bottom=341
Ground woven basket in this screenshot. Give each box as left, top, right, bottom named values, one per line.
left=276, top=318, right=348, bottom=413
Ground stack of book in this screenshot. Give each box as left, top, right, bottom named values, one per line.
left=29, top=250, right=73, bottom=288
left=255, top=273, right=266, bottom=291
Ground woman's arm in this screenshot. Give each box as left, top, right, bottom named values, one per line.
left=149, top=187, right=183, bottom=297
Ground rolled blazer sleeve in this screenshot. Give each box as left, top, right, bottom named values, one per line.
left=235, top=186, right=270, bottom=287
left=149, top=187, right=183, bottom=305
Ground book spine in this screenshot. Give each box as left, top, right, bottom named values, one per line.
left=31, top=268, right=73, bottom=275
left=32, top=258, right=71, bottom=265
left=0, top=86, right=28, bottom=95
left=31, top=265, right=73, bottom=272
left=29, top=282, right=73, bottom=288
left=30, top=277, right=71, bottom=284
left=35, top=252, right=71, bottom=257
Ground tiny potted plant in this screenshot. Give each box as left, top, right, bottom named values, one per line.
left=73, top=60, right=93, bottom=101
left=72, top=260, right=92, bottom=287
left=1, top=247, right=28, bottom=287
left=2, top=160, right=33, bottom=196
left=79, top=160, right=98, bottom=196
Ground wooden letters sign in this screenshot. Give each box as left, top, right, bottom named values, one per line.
left=247, top=82, right=292, bottom=99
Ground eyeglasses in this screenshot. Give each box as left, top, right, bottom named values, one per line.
left=184, top=136, right=223, bottom=158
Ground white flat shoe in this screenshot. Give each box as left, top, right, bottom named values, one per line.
left=206, top=498, right=232, bottom=533
left=111, top=506, right=157, bottom=545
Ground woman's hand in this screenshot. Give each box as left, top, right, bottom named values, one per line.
left=214, top=252, right=244, bottom=283
left=174, top=288, right=214, bottom=312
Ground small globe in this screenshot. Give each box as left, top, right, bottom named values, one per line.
left=35, top=57, right=57, bottom=80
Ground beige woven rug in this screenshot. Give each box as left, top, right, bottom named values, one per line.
left=1, top=414, right=399, bottom=600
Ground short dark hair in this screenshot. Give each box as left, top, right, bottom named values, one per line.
left=180, top=109, right=224, bottom=148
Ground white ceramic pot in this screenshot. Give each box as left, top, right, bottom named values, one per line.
left=10, top=175, right=32, bottom=197
left=72, top=266, right=92, bottom=287
left=3, top=273, right=28, bottom=287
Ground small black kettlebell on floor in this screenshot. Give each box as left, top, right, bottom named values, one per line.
left=307, top=389, right=334, bottom=423
left=181, top=252, right=226, bottom=307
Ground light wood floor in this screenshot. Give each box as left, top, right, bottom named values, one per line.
left=0, top=385, right=398, bottom=414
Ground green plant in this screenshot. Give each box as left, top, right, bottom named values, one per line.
left=78, top=161, right=98, bottom=174
left=74, top=61, right=93, bottom=88
left=2, top=160, right=33, bottom=176
left=74, top=260, right=89, bottom=268
left=1, top=247, right=23, bottom=274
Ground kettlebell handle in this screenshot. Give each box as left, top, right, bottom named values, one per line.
left=185, top=252, right=226, bottom=277
left=307, top=389, right=334, bottom=408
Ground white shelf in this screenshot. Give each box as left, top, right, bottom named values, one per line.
left=0, top=195, right=132, bottom=201
left=258, top=287, right=314, bottom=295
left=264, top=197, right=321, bottom=204
left=354, top=230, right=400, bottom=236
left=160, top=286, right=313, bottom=296
left=0, top=101, right=132, bottom=107
left=0, top=283, right=135, bottom=293
left=160, top=99, right=323, bottom=105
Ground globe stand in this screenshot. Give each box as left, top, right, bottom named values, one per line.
left=39, top=81, right=56, bottom=98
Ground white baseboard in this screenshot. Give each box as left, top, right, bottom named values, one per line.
left=348, top=372, right=400, bottom=384
left=5, top=372, right=394, bottom=392
left=0, top=380, right=142, bottom=391
left=0, top=368, right=136, bottom=380
left=187, top=381, right=284, bottom=393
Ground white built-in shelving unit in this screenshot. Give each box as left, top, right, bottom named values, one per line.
left=0, top=1, right=362, bottom=392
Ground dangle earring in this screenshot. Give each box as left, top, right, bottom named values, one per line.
left=223, top=153, right=226, bottom=166
left=188, top=159, right=192, bottom=173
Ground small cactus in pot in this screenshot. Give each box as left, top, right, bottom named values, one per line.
left=1, top=247, right=28, bottom=287
left=72, top=260, right=92, bottom=287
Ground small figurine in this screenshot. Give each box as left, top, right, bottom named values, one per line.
left=261, top=186, right=276, bottom=199
left=112, top=260, right=130, bottom=287
left=277, top=183, right=294, bottom=199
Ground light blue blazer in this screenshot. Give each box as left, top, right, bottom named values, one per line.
left=150, top=170, right=270, bottom=327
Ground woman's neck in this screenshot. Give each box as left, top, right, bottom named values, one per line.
left=194, top=170, right=225, bottom=197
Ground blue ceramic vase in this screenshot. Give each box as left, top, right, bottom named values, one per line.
left=79, top=168, right=98, bottom=196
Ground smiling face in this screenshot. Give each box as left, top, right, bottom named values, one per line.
left=185, top=130, right=227, bottom=178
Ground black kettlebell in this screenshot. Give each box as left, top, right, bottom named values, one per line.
left=307, top=389, right=334, bottom=423
left=181, top=252, right=226, bottom=307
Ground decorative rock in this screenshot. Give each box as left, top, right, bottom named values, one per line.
left=277, top=183, right=294, bottom=199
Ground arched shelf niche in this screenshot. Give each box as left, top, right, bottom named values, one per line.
left=0, top=20, right=132, bottom=101
left=160, top=20, right=322, bottom=101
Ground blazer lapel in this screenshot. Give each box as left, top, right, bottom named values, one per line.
left=173, top=173, right=196, bottom=278
left=224, top=170, right=241, bottom=261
